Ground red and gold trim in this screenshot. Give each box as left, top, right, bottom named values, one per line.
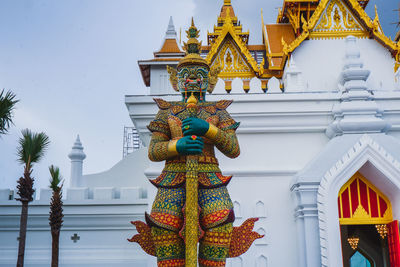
left=198, top=259, right=226, bottom=267
left=158, top=259, right=185, bottom=267
left=338, top=172, right=392, bottom=225
left=146, top=212, right=183, bottom=232
left=201, top=209, right=234, bottom=229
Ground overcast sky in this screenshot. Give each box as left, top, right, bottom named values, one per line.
left=0, top=0, right=398, bottom=192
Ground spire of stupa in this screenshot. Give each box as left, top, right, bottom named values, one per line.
left=154, top=16, right=185, bottom=57
left=165, top=16, right=177, bottom=39
left=68, top=135, right=86, bottom=187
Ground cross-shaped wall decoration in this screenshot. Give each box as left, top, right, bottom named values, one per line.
left=71, top=233, right=80, bottom=243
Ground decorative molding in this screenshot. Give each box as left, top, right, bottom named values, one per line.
left=255, top=201, right=267, bottom=218
left=233, top=200, right=242, bottom=218
left=256, top=255, right=268, bottom=267
left=326, top=36, right=391, bottom=138
left=255, top=228, right=267, bottom=245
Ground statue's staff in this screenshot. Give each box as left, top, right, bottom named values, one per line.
left=184, top=93, right=200, bottom=267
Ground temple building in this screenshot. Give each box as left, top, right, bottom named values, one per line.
left=1, top=0, right=400, bottom=266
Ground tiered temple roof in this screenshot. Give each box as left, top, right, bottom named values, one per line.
left=139, top=0, right=400, bottom=92
left=154, top=16, right=185, bottom=58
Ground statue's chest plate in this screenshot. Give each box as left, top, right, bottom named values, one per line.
left=167, top=108, right=219, bottom=139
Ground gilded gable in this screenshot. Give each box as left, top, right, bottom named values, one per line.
left=210, top=37, right=254, bottom=79
left=312, top=0, right=366, bottom=38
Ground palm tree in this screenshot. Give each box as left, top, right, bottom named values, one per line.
left=0, top=89, right=18, bottom=135
left=48, top=165, right=64, bottom=267
left=16, top=129, right=50, bottom=267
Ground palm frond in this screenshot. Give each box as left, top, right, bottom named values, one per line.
left=49, top=165, right=63, bottom=192
left=0, top=89, right=18, bottom=135
left=17, top=129, right=50, bottom=168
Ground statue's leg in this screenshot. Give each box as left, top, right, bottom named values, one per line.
left=198, top=186, right=234, bottom=267
left=151, top=226, right=185, bottom=267
left=198, top=223, right=233, bottom=267
left=146, top=187, right=186, bottom=266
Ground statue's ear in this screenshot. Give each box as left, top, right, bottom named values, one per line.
left=208, top=66, right=221, bottom=93
left=167, top=65, right=179, bottom=92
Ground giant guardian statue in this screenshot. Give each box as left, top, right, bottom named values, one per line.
left=129, top=19, right=262, bottom=267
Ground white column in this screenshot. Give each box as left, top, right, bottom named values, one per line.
left=291, top=181, right=321, bottom=267
left=68, top=135, right=86, bottom=188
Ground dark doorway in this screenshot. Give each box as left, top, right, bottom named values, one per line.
left=341, top=224, right=390, bottom=267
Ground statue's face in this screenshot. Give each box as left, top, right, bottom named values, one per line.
left=177, top=65, right=209, bottom=96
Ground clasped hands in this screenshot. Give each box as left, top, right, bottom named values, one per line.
left=176, top=117, right=209, bottom=155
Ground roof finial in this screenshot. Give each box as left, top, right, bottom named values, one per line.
left=166, top=16, right=177, bottom=39
left=261, top=8, right=264, bottom=26
left=224, top=0, right=231, bottom=6
left=184, top=18, right=201, bottom=55
left=68, top=134, right=86, bottom=187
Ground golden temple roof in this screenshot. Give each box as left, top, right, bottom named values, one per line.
left=264, top=24, right=295, bottom=69
left=139, top=0, right=400, bottom=90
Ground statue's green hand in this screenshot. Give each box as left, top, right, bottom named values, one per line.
left=182, top=118, right=209, bottom=136
left=176, top=136, right=204, bottom=155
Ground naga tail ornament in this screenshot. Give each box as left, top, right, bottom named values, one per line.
left=128, top=221, right=156, bottom=256
left=228, top=218, right=264, bottom=257
left=128, top=218, right=263, bottom=258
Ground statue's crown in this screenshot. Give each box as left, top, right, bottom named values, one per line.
left=167, top=18, right=221, bottom=95
left=178, top=18, right=208, bottom=69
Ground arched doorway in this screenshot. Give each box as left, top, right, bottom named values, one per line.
left=338, top=172, right=400, bottom=267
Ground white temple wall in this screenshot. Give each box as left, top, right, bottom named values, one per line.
left=227, top=175, right=297, bottom=267
left=0, top=199, right=148, bottom=267
left=82, top=148, right=149, bottom=192
left=230, top=132, right=329, bottom=172
left=292, top=38, right=396, bottom=92
left=149, top=65, right=175, bottom=95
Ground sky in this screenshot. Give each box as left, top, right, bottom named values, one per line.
left=0, top=0, right=398, bottom=192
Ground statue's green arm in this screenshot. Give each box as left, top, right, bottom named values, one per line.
left=147, top=132, right=179, bottom=162
left=205, top=109, right=240, bottom=159
left=147, top=110, right=178, bottom=162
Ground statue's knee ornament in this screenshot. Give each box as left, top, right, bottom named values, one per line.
left=152, top=226, right=185, bottom=267
left=199, top=223, right=233, bottom=267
